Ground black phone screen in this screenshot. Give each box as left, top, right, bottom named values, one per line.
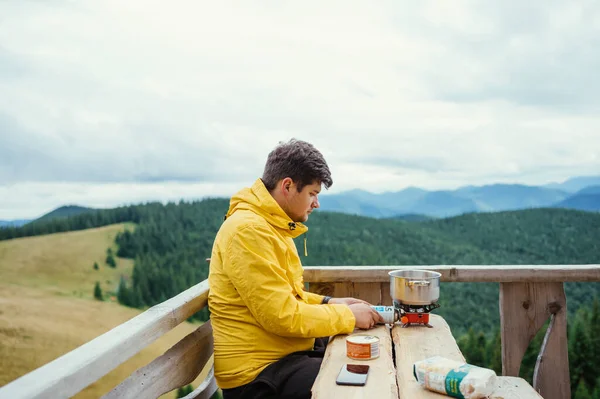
left=335, top=364, right=370, bottom=386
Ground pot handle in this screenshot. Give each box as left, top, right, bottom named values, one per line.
left=407, top=280, right=431, bottom=287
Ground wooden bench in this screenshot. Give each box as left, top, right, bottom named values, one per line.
left=313, top=315, right=543, bottom=399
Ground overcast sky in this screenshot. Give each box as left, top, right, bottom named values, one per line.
left=1, top=1, right=599, bottom=219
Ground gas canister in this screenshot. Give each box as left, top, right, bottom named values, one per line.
left=371, top=306, right=399, bottom=324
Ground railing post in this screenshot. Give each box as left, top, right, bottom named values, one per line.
left=499, top=282, right=570, bottom=399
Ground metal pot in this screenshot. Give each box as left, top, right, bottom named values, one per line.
left=389, top=269, right=441, bottom=305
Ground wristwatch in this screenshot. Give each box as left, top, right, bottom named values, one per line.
left=322, top=296, right=332, bottom=304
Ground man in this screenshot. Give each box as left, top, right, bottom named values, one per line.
left=208, top=139, right=383, bottom=399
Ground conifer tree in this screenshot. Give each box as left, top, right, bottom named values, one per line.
left=486, top=330, right=502, bottom=374
left=94, top=282, right=103, bottom=301
left=106, top=250, right=117, bottom=268
left=588, top=298, right=600, bottom=391
left=176, top=387, right=186, bottom=398
left=117, top=277, right=131, bottom=306
left=176, top=385, right=193, bottom=397
left=570, top=310, right=592, bottom=391
left=575, top=379, right=593, bottom=399
left=592, top=377, right=600, bottom=399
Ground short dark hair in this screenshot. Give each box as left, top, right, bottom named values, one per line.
left=262, top=139, right=333, bottom=192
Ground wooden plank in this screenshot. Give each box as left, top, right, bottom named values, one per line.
left=185, top=366, right=218, bottom=399
left=392, top=314, right=466, bottom=399
left=392, top=315, right=541, bottom=399
left=303, top=265, right=600, bottom=283
left=312, top=325, right=398, bottom=399
left=380, top=282, right=392, bottom=306
left=103, top=321, right=214, bottom=399
left=310, top=282, right=335, bottom=297
left=491, top=377, right=543, bottom=399
left=333, top=282, right=354, bottom=298
left=0, top=280, right=210, bottom=399
left=533, top=313, right=568, bottom=398
left=309, top=282, right=382, bottom=305
left=500, top=282, right=570, bottom=399
left=352, top=282, right=382, bottom=305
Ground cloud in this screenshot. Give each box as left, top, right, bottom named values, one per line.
left=0, top=0, right=599, bottom=218
left=387, top=2, right=600, bottom=108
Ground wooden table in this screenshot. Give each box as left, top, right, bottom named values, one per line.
left=312, top=314, right=543, bottom=399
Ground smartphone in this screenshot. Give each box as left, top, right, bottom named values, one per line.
left=335, top=364, right=370, bottom=386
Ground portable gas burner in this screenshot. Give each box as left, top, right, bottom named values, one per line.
left=388, top=269, right=443, bottom=328
left=393, top=301, right=441, bottom=328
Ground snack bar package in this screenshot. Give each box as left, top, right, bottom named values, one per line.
left=413, top=356, right=497, bottom=399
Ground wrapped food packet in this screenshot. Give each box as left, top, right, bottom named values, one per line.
left=413, top=356, right=497, bottom=399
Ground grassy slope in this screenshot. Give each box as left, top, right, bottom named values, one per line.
left=0, top=224, right=203, bottom=398
left=0, top=223, right=136, bottom=297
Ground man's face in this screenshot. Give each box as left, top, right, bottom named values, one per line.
left=284, top=180, right=321, bottom=223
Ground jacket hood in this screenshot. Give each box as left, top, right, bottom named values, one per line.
left=226, top=179, right=308, bottom=238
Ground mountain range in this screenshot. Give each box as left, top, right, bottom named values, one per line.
left=318, top=175, right=600, bottom=218
left=1, top=176, right=599, bottom=226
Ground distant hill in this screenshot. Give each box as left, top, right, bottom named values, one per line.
left=320, top=182, right=572, bottom=218
left=0, top=206, right=91, bottom=229
left=388, top=214, right=433, bottom=222
left=454, top=184, right=568, bottom=211
left=0, top=204, right=142, bottom=241
left=0, top=219, right=30, bottom=228
left=318, top=187, right=428, bottom=218
left=551, top=185, right=600, bottom=212
left=554, top=193, right=600, bottom=212
left=544, top=175, right=600, bottom=192
left=576, top=185, right=600, bottom=195
left=35, top=205, right=95, bottom=223
left=407, top=190, right=479, bottom=217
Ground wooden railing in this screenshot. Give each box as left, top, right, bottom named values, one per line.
left=1, top=265, right=598, bottom=399
left=0, top=281, right=215, bottom=399
left=304, top=265, right=600, bottom=399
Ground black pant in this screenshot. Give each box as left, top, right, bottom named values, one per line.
left=222, top=338, right=329, bottom=399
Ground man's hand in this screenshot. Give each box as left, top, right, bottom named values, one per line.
left=329, top=297, right=369, bottom=306
left=348, top=303, right=384, bottom=329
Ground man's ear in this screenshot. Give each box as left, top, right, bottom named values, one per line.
left=281, top=177, right=294, bottom=193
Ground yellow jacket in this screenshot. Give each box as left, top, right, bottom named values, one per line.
left=208, top=179, right=356, bottom=389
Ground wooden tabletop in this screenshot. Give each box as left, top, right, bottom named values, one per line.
left=311, top=325, right=397, bottom=399
left=312, top=314, right=543, bottom=399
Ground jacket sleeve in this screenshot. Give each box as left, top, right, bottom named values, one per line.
left=224, top=224, right=356, bottom=338
left=303, top=290, right=325, bottom=305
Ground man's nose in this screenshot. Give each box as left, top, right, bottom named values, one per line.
left=313, top=197, right=320, bottom=209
